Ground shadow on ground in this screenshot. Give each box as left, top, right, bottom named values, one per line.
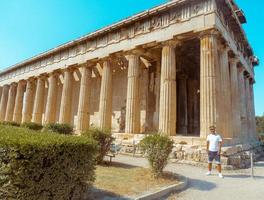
left=224, top=174, right=264, bottom=179
left=86, top=187, right=132, bottom=200
left=188, top=178, right=216, bottom=191
left=102, top=161, right=138, bottom=169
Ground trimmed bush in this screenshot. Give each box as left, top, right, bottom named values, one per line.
left=21, top=122, right=43, bottom=131
left=140, top=134, right=173, bottom=178
left=0, top=125, right=97, bottom=200
left=82, top=127, right=114, bottom=164
left=0, top=121, right=20, bottom=127
left=43, top=123, right=73, bottom=135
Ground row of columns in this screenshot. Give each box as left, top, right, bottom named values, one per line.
left=0, top=33, right=257, bottom=140
left=0, top=56, right=142, bottom=134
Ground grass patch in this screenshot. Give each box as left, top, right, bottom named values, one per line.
left=92, top=162, right=178, bottom=198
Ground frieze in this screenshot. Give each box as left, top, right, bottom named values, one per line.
left=0, top=0, right=214, bottom=82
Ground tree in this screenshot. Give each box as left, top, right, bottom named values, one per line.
left=256, top=115, right=264, bottom=133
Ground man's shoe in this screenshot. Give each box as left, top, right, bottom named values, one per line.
left=218, top=173, right=224, bottom=178
left=206, top=171, right=211, bottom=176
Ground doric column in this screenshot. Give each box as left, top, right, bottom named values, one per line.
left=13, top=81, right=25, bottom=123
left=0, top=85, right=10, bottom=121
left=44, top=73, right=58, bottom=124
left=0, top=87, right=2, bottom=103
left=76, top=65, right=92, bottom=133
left=5, top=83, right=17, bottom=122
left=159, top=42, right=177, bottom=136
left=237, top=67, right=247, bottom=140
left=200, top=33, right=219, bottom=138
left=125, top=54, right=141, bottom=134
left=249, top=80, right=257, bottom=140
left=218, top=45, right=232, bottom=138
left=32, top=76, right=46, bottom=124
left=177, top=74, right=188, bottom=134
left=99, top=60, right=112, bottom=129
left=22, top=79, right=35, bottom=123
left=229, top=58, right=241, bottom=138
left=59, top=69, right=74, bottom=124
left=244, top=76, right=252, bottom=140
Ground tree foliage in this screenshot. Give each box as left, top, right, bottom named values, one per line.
left=256, top=115, right=264, bottom=134
left=140, top=134, right=173, bottom=178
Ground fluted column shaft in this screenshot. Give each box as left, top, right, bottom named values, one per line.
left=59, top=69, right=73, bottom=124
left=5, top=84, right=17, bottom=122
left=230, top=58, right=241, bottom=138
left=218, top=46, right=232, bottom=138
left=200, top=34, right=219, bottom=138
left=249, top=82, right=257, bottom=140
left=245, top=77, right=252, bottom=139
left=0, top=85, right=10, bottom=121
left=125, top=55, right=141, bottom=134
left=44, top=73, right=58, bottom=124
left=0, top=87, right=2, bottom=103
left=76, top=66, right=92, bottom=133
left=13, top=81, right=25, bottom=123
left=237, top=68, right=247, bottom=140
left=22, top=79, right=35, bottom=123
left=32, top=77, right=46, bottom=124
left=99, top=61, right=112, bottom=129
left=159, top=44, right=177, bottom=136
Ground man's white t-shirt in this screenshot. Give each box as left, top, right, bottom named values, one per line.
left=206, top=134, right=222, bottom=152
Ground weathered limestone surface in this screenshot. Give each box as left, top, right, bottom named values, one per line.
left=199, top=33, right=219, bottom=138
left=229, top=58, right=241, bottom=138
left=159, top=44, right=177, bottom=136
left=76, top=66, right=92, bottom=133
left=32, top=77, right=46, bottom=124
left=125, top=55, right=141, bottom=134
left=244, top=77, right=251, bottom=140
left=237, top=67, right=248, bottom=141
left=22, top=79, right=35, bottom=123
left=13, top=81, right=25, bottom=123
left=0, top=85, right=9, bottom=121
left=5, top=83, right=17, bottom=122
left=99, top=61, right=112, bottom=129
left=59, top=69, right=73, bottom=124
left=44, top=73, right=58, bottom=124
left=249, top=83, right=257, bottom=140
left=218, top=45, right=232, bottom=138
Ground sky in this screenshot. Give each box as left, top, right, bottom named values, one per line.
left=0, top=0, right=263, bottom=115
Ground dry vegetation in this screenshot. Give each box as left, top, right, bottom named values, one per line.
left=89, top=162, right=178, bottom=199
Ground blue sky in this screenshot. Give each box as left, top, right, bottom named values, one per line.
left=0, top=0, right=263, bottom=115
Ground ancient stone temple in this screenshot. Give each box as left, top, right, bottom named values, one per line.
left=0, top=0, right=260, bottom=157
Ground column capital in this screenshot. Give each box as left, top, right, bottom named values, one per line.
left=125, top=53, right=140, bottom=61
left=161, top=40, right=180, bottom=48
left=199, top=29, right=220, bottom=40
left=10, top=82, right=17, bottom=87
left=229, top=56, right=239, bottom=65
left=218, top=43, right=231, bottom=53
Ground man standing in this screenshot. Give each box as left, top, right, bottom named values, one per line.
left=206, top=125, right=223, bottom=178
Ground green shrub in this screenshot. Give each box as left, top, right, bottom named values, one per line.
left=21, top=122, right=43, bottom=131
left=83, top=127, right=114, bottom=164
left=140, top=134, right=173, bottom=178
left=0, top=121, right=20, bottom=127
left=44, top=123, right=73, bottom=135
left=0, top=125, right=97, bottom=200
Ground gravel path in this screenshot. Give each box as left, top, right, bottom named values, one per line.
left=114, top=155, right=264, bottom=200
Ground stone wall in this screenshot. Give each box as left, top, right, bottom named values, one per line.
left=113, top=133, right=264, bottom=169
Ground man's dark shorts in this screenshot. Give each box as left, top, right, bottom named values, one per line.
left=208, top=151, right=221, bottom=164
